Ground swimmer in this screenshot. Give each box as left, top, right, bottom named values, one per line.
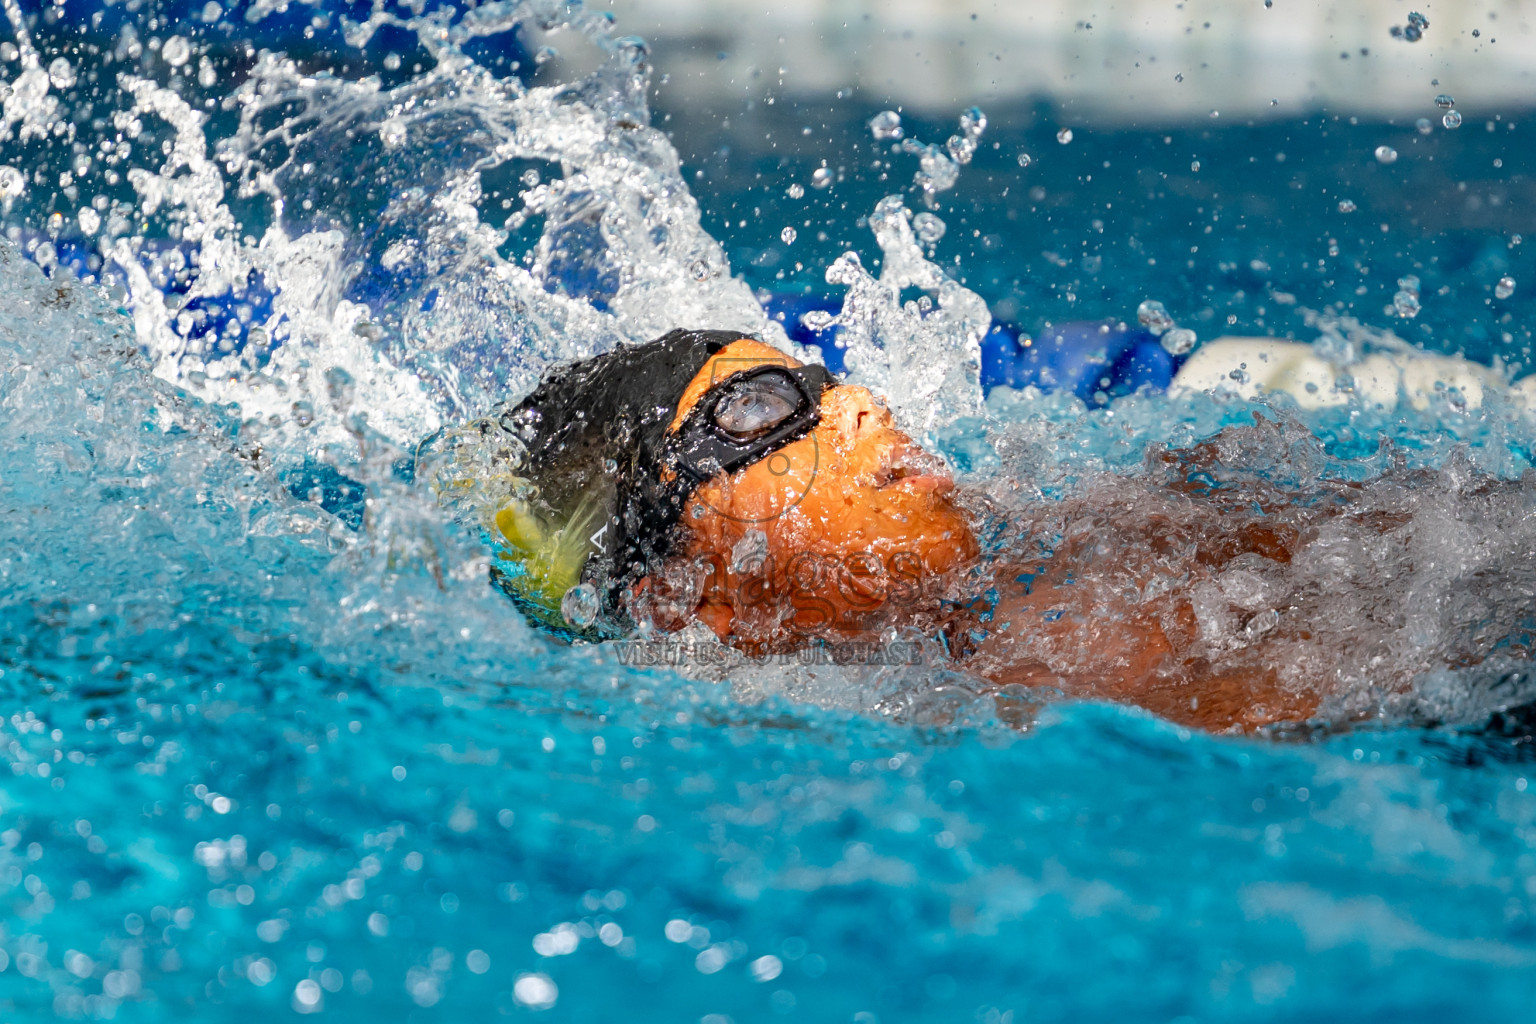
left=444, top=328, right=1536, bottom=733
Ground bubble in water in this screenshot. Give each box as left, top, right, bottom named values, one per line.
left=198, top=58, right=218, bottom=88
left=1374, top=146, right=1398, bottom=164
left=730, top=530, right=769, bottom=574
left=0, top=166, right=24, bottom=198
left=912, top=212, right=946, bottom=245
left=162, top=36, right=191, bottom=68
left=786, top=183, right=804, bottom=199
left=689, top=259, right=711, bottom=281
left=1137, top=299, right=1175, bottom=335
left=47, top=57, right=75, bottom=90
left=534, top=46, right=558, bottom=65
left=1495, top=276, right=1516, bottom=300
left=780, top=226, right=796, bottom=245
left=1056, top=128, right=1073, bottom=145
left=77, top=208, right=99, bottom=234
left=1016, top=152, right=1032, bottom=168
left=868, top=110, right=903, bottom=141
left=1435, top=94, right=1456, bottom=109
left=560, top=583, right=599, bottom=629
left=200, top=1, right=223, bottom=22
left=810, top=167, right=833, bottom=189
left=1161, top=328, right=1197, bottom=356
left=1338, top=199, right=1357, bottom=213
left=1415, top=118, right=1433, bottom=135
left=380, top=119, right=407, bottom=148
left=384, top=53, right=402, bottom=71
left=1442, top=110, right=1463, bottom=129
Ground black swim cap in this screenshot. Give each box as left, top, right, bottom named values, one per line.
left=478, top=329, right=740, bottom=635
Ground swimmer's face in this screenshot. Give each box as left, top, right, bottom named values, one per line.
left=654, top=339, right=978, bottom=644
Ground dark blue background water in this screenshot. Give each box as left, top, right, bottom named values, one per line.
left=667, top=95, right=1533, bottom=368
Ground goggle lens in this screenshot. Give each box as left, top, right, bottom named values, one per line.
left=712, top=373, right=804, bottom=440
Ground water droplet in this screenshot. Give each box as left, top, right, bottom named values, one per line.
left=801, top=309, right=836, bottom=333
left=77, top=208, right=99, bottom=235
left=380, top=119, right=407, bottom=148
left=946, top=134, right=977, bottom=166
left=383, top=53, right=402, bottom=71
left=810, top=167, right=833, bottom=189
left=1415, top=118, right=1433, bottom=135
left=1392, top=275, right=1421, bottom=318
left=162, top=36, right=191, bottom=68
left=1190, top=160, right=1201, bottom=172
left=561, top=583, right=599, bottom=629
left=1161, top=327, right=1197, bottom=356
left=1442, top=110, right=1462, bottom=129
left=780, top=226, right=796, bottom=245
left=689, top=259, right=711, bottom=281
left=786, top=183, right=804, bottom=199
left=47, top=57, right=75, bottom=90
left=1137, top=299, right=1175, bottom=335
left=1016, top=152, right=1032, bottom=168
left=513, top=974, right=558, bottom=1010
left=1056, top=128, right=1073, bottom=144
left=0, top=166, right=24, bottom=198
left=534, top=46, right=558, bottom=65
left=868, top=110, right=903, bottom=141
left=1495, top=276, right=1516, bottom=300
left=1374, top=145, right=1398, bottom=164
left=912, top=212, right=946, bottom=245
left=1338, top=198, right=1357, bottom=213
left=1435, top=94, right=1456, bottom=109
left=959, top=106, right=987, bottom=139
left=730, top=530, right=769, bottom=574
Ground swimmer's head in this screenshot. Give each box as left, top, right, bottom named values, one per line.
left=648, top=339, right=977, bottom=647
left=461, top=330, right=976, bottom=641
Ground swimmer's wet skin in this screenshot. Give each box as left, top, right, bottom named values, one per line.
left=476, top=330, right=1535, bottom=734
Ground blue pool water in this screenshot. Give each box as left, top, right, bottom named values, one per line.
left=3, top=2, right=1536, bottom=1021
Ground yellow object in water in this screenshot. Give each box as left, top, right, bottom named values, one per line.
left=492, top=490, right=605, bottom=629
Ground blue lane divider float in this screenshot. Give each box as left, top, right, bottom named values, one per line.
left=767, top=292, right=1184, bottom=402
left=29, top=234, right=1183, bottom=402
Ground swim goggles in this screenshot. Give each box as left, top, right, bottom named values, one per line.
left=666, top=362, right=835, bottom=483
